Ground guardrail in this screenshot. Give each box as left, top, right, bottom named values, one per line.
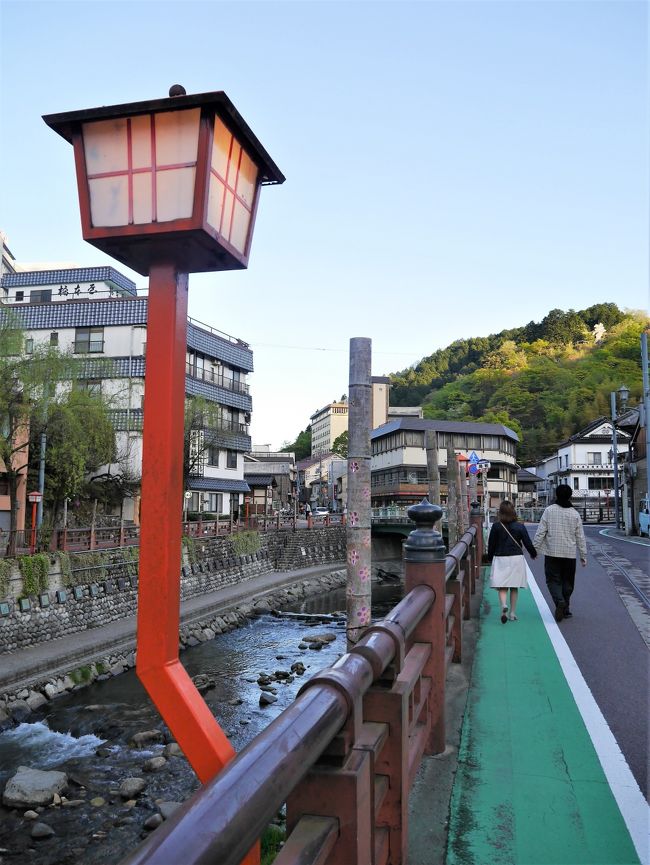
left=119, top=501, right=483, bottom=865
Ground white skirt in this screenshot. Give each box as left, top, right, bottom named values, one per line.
left=489, top=555, right=530, bottom=589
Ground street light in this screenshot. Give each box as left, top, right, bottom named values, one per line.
left=44, top=86, right=284, bottom=795
left=610, top=384, right=629, bottom=530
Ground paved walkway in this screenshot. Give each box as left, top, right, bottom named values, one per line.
left=445, top=569, right=647, bottom=865
left=0, top=562, right=345, bottom=694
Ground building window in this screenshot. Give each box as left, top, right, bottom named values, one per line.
left=226, top=450, right=237, bottom=469
left=24, top=337, right=34, bottom=354
left=588, top=477, right=610, bottom=490
left=30, top=289, right=52, bottom=304
left=15, top=291, right=24, bottom=302
left=207, top=446, right=220, bottom=466
left=208, top=492, right=223, bottom=513
left=74, top=327, right=104, bottom=353
left=0, top=474, right=8, bottom=495
left=79, top=379, right=102, bottom=397
left=573, top=478, right=579, bottom=490
left=587, top=452, right=602, bottom=465
left=50, top=332, right=59, bottom=347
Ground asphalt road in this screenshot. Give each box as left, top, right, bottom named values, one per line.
left=525, top=523, right=649, bottom=801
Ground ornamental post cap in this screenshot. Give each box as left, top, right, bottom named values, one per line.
left=169, top=84, right=187, bottom=97
left=403, top=498, right=445, bottom=562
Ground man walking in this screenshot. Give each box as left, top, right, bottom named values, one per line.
left=534, top=484, right=587, bottom=622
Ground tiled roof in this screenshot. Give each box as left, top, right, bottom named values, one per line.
left=2, top=297, right=148, bottom=329
left=244, top=474, right=275, bottom=487
left=1, top=267, right=137, bottom=294
left=188, top=477, right=250, bottom=493
left=188, top=322, right=254, bottom=372
left=186, top=376, right=252, bottom=412
left=371, top=417, right=520, bottom=442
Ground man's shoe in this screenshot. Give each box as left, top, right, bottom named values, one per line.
left=564, top=608, right=573, bottom=618
left=555, top=601, right=566, bottom=622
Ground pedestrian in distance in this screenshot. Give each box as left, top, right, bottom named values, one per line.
left=487, top=500, right=537, bottom=623
left=533, top=484, right=587, bottom=622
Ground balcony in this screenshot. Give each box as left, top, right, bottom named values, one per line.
left=186, top=363, right=249, bottom=395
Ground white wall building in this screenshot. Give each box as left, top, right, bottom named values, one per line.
left=1, top=266, right=254, bottom=522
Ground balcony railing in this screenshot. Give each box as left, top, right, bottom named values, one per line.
left=186, top=363, right=250, bottom=395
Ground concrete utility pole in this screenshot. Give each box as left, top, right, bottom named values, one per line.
left=346, top=337, right=372, bottom=648
left=446, top=446, right=459, bottom=546
left=642, top=333, right=650, bottom=489
left=426, top=429, right=441, bottom=504
left=458, top=458, right=469, bottom=534
left=468, top=470, right=479, bottom=512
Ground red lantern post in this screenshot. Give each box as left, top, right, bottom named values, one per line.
left=43, top=88, right=284, bottom=825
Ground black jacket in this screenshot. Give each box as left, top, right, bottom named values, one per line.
left=487, top=520, right=537, bottom=561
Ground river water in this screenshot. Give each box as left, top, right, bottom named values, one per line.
left=0, top=575, right=403, bottom=865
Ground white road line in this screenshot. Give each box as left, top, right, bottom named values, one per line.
left=528, top=572, right=650, bottom=865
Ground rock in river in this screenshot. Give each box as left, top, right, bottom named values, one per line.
left=2, top=766, right=68, bottom=808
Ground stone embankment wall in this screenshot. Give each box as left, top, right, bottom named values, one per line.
left=0, top=527, right=346, bottom=724
left=0, top=568, right=347, bottom=730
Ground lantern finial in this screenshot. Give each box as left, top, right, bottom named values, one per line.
left=169, top=84, right=187, bottom=97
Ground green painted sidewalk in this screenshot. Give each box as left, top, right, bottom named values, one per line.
left=446, top=574, right=640, bottom=865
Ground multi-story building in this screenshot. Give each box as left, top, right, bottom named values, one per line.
left=244, top=447, right=297, bottom=513
left=0, top=265, right=253, bottom=524
left=310, top=402, right=349, bottom=456
left=371, top=418, right=519, bottom=508
left=310, top=378, right=392, bottom=457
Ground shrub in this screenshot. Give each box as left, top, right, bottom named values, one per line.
left=229, top=530, right=261, bottom=557
left=18, top=554, right=50, bottom=596
left=0, top=559, right=12, bottom=599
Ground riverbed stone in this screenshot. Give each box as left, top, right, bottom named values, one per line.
left=144, top=813, right=163, bottom=830
left=192, top=674, right=215, bottom=694
left=90, top=796, right=106, bottom=807
left=23, top=810, right=39, bottom=820
left=43, top=682, right=59, bottom=700
left=7, top=700, right=31, bottom=722
left=163, top=743, right=184, bottom=758
left=130, top=730, right=163, bottom=748
left=119, top=778, right=146, bottom=799
left=143, top=756, right=167, bottom=772
left=31, top=821, right=55, bottom=839
left=259, top=692, right=278, bottom=706
left=159, top=801, right=181, bottom=820
left=302, top=633, right=336, bottom=643
left=3, top=767, right=68, bottom=808
left=26, top=691, right=48, bottom=711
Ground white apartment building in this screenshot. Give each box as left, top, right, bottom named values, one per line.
left=1, top=266, right=253, bottom=523
left=543, top=418, right=630, bottom=501
left=310, top=402, right=349, bottom=456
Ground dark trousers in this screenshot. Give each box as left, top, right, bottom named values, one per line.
left=544, top=556, right=577, bottom=608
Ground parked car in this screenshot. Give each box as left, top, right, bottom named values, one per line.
left=312, top=507, right=329, bottom=519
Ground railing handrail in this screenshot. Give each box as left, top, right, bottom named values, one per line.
left=119, top=583, right=438, bottom=865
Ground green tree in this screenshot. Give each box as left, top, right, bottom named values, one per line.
left=32, top=389, right=116, bottom=524
left=280, top=426, right=312, bottom=461
left=332, top=430, right=348, bottom=458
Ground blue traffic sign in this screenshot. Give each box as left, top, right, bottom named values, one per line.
left=468, top=464, right=479, bottom=475
left=469, top=451, right=480, bottom=464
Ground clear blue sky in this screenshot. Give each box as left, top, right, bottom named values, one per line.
left=1, top=1, right=647, bottom=448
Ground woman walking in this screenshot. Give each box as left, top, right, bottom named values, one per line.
left=487, top=500, right=537, bottom=623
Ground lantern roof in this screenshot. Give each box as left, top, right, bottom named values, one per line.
left=43, top=89, right=285, bottom=186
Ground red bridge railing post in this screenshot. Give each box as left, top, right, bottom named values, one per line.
left=403, top=499, right=447, bottom=755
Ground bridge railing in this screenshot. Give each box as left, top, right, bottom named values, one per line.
left=120, top=502, right=483, bottom=865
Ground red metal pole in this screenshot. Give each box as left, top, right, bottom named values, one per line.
left=135, top=264, right=235, bottom=782
left=30, top=502, right=37, bottom=554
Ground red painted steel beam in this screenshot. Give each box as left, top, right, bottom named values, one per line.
left=135, top=263, right=257, bottom=861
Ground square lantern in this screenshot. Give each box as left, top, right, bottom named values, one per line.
left=43, top=88, right=285, bottom=275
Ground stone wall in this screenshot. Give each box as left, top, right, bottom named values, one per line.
left=0, top=567, right=348, bottom=729
left=0, top=528, right=346, bottom=654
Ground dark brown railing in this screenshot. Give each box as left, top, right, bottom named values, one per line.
left=119, top=502, right=483, bottom=865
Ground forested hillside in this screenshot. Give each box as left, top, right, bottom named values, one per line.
left=389, top=305, right=647, bottom=464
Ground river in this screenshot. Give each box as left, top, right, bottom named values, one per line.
left=0, top=575, right=403, bottom=864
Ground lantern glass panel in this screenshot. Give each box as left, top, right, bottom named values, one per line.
left=207, top=117, right=259, bottom=255
left=82, top=108, right=200, bottom=228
